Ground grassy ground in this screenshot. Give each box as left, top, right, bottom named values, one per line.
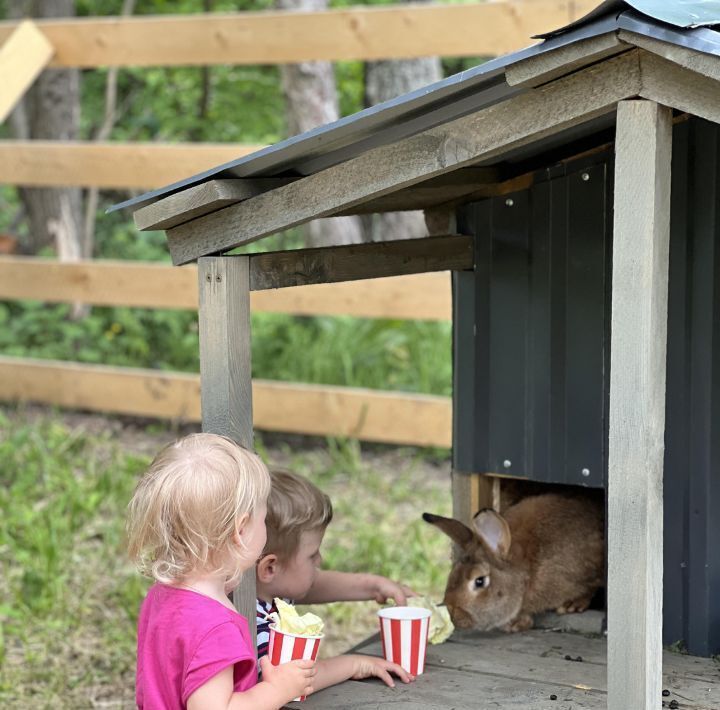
left=0, top=405, right=452, bottom=708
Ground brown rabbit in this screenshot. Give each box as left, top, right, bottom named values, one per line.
left=423, top=493, right=604, bottom=633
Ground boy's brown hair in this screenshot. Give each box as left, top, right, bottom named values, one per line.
left=264, top=469, right=333, bottom=562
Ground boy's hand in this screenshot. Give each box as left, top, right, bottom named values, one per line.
left=259, top=655, right=315, bottom=702
left=372, top=576, right=415, bottom=606
left=348, top=654, right=415, bottom=688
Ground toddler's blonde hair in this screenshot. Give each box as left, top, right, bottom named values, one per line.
left=264, top=468, right=333, bottom=562
left=127, top=433, right=270, bottom=586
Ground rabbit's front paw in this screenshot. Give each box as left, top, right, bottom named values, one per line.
left=501, top=614, right=533, bottom=633
left=556, top=595, right=593, bottom=615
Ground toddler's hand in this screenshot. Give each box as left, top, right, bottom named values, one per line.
left=373, top=576, right=415, bottom=606
left=348, top=654, right=414, bottom=688
left=259, top=655, right=316, bottom=702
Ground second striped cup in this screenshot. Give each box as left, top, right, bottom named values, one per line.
left=377, top=606, right=431, bottom=675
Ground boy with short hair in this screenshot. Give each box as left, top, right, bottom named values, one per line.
left=256, top=468, right=415, bottom=692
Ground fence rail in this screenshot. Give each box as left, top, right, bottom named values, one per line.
left=0, top=1, right=596, bottom=68
left=0, top=257, right=452, bottom=446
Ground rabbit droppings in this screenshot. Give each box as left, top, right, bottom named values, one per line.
left=423, top=493, right=604, bottom=633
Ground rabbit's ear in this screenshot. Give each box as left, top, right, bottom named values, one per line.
left=422, top=512, right=474, bottom=549
left=472, top=509, right=512, bottom=559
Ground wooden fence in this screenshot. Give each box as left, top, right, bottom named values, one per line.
left=0, top=1, right=597, bottom=189
left=0, top=257, right=453, bottom=447
left=0, top=1, right=596, bottom=444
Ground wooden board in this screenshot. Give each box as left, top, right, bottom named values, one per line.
left=640, top=52, right=720, bottom=127
left=248, top=235, right=473, bottom=290
left=0, top=140, right=262, bottom=189
left=165, top=50, right=643, bottom=264
left=289, top=629, right=719, bottom=709
left=197, top=256, right=256, bottom=636
left=0, top=256, right=453, bottom=321
left=607, top=100, right=672, bottom=710
left=505, top=32, right=628, bottom=88
left=0, top=2, right=598, bottom=68
left=0, top=356, right=452, bottom=448
left=133, top=178, right=297, bottom=231
left=0, top=20, right=53, bottom=123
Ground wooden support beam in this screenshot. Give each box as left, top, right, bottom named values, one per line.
left=639, top=51, right=720, bottom=127
left=620, top=29, right=720, bottom=83
left=197, top=256, right=256, bottom=639
left=505, top=32, right=629, bottom=88
left=0, top=20, right=53, bottom=123
left=0, top=141, right=263, bottom=189
left=0, top=2, right=597, bottom=68
left=165, top=50, right=643, bottom=265
left=607, top=100, right=672, bottom=710
left=247, top=235, right=473, bottom=290
left=133, top=178, right=297, bottom=231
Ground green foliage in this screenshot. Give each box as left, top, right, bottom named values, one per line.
left=0, top=300, right=452, bottom=393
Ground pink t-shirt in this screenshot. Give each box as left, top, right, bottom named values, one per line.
left=136, top=584, right=256, bottom=709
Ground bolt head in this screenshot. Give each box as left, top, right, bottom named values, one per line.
left=581, top=172, right=590, bottom=181
left=581, top=468, right=590, bottom=477
left=503, top=459, right=512, bottom=469
left=505, top=198, right=514, bottom=207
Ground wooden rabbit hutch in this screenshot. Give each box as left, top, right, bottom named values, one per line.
left=114, top=1, right=720, bottom=707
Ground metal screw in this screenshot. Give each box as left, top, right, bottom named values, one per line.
left=581, top=468, right=590, bottom=477
left=581, top=172, right=590, bottom=182
left=216, top=274, right=222, bottom=282
left=505, top=198, right=514, bottom=207
left=206, top=273, right=212, bottom=282
left=503, top=459, right=512, bottom=469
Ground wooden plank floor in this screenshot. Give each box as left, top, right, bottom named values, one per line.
left=287, top=626, right=720, bottom=709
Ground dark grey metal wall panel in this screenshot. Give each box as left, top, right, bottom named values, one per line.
left=563, top=164, right=608, bottom=488
left=488, top=192, right=531, bottom=477
left=663, top=118, right=720, bottom=656
left=453, top=117, right=720, bottom=655
left=454, top=159, right=610, bottom=486
left=664, top=121, right=692, bottom=650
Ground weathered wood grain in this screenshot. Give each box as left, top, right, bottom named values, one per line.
left=607, top=100, right=672, bottom=710
left=197, top=257, right=256, bottom=637
left=292, top=630, right=718, bottom=709
left=133, top=178, right=297, bottom=230
left=166, top=50, right=643, bottom=264
left=505, top=32, right=629, bottom=88
left=247, top=235, right=472, bottom=290
left=640, top=52, right=720, bottom=127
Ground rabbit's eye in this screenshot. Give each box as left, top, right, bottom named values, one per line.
left=474, top=576, right=489, bottom=590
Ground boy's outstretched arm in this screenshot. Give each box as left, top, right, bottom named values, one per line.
left=300, top=570, right=414, bottom=605
left=312, top=654, right=414, bottom=693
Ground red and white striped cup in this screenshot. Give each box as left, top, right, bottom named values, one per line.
left=267, top=624, right=323, bottom=701
left=377, top=606, right=432, bottom=676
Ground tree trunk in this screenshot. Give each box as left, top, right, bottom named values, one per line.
left=7, top=0, right=83, bottom=259
left=364, top=0, right=442, bottom=242
left=275, top=0, right=363, bottom=247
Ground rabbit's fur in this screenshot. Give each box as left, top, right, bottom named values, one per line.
left=423, top=493, right=604, bottom=633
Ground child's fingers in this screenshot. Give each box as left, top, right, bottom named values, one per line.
left=387, top=661, right=414, bottom=683
left=294, top=659, right=315, bottom=669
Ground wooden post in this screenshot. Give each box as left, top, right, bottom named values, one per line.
left=608, top=100, right=672, bottom=709
left=197, top=255, right=257, bottom=643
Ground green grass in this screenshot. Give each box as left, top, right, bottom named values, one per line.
left=0, top=410, right=452, bottom=706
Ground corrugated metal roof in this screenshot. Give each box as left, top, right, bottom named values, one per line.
left=110, top=1, right=720, bottom=215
